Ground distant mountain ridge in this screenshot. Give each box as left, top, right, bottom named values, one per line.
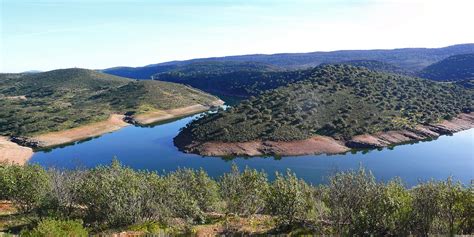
left=102, top=44, right=474, bottom=79
left=417, top=53, right=474, bottom=81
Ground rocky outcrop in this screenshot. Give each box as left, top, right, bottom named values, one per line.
left=346, top=113, right=474, bottom=149
left=176, top=113, right=474, bottom=157
left=10, top=136, right=45, bottom=148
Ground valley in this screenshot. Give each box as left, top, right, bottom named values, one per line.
left=3, top=1, right=474, bottom=235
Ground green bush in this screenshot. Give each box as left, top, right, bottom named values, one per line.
left=410, top=181, right=442, bottom=236
left=164, top=168, right=221, bottom=223
left=325, top=168, right=412, bottom=235
left=76, top=160, right=158, bottom=228
left=21, top=219, right=88, bottom=237
left=265, top=170, right=316, bottom=228
left=0, top=164, right=51, bottom=213
left=219, top=164, right=268, bottom=216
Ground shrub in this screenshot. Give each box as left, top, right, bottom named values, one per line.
left=265, top=170, right=316, bottom=228
left=0, top=164, right=51, bottom=213
left=410, top=180, right=442, bottom=236
left=164, top=168, right=221, bottom=223
left=21, top=219, right=88, bottom=237
left=325, top=168, right=411, bottom=236
left=219, top=164, right=268, bottom=216
left=77, top=160, right=153, bottom=227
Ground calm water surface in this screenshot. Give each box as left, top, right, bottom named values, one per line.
left=30, top=114, right=474, bottom=187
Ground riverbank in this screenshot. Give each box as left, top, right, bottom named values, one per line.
left=0, top=136, right=33, bottom=165
left=0, top=101, right=224, bottom=164
left=32, top=114, right=130, bottom=148
left=132, top=100, right=224, bottom=125
left=175, top=112, right=474, bottom=156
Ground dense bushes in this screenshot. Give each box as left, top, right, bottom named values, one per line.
left=0, top=162, right=473, bottom=235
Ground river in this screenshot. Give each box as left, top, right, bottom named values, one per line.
left=30, top=114, right=474, bottom=187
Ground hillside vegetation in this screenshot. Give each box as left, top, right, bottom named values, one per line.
left=322, top=60, right=412, bottom=76
left=1, top=162, right=472, bottom=236
left=418, top=53, right=474, bottom=81
left=102, top=64, right=178, bottom=79
left=179, top=65, right=473, bottom=143
left=104, top=44, right=474, bottom=79
left=154, top=61, right=309, bottom=98
left=0, top=68, right=218, bottom=136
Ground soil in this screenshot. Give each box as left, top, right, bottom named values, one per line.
left=0, top=136, right=33, bottom=165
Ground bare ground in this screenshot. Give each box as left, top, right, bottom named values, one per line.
left=178, top=113, right=474, bottom=157
left=132, top=100, right=224, bottom=125
left=0, top=136, right=34, bottom=165
left=186, top=136, right=350, bottom=156
left=32, top=114, right=130, bottom=148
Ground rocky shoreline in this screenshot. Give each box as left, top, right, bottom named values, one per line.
left=175, top=113, right=474, bottom=157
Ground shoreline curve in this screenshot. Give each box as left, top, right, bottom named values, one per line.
left=174, top=113, right=474, bottom=157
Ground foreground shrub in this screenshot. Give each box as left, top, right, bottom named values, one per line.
left=325, top=168, right=412, bottom=236
left=164, top=168, right=221, bottom=223
left=77, top=160, right=157, bottom=228
left=219, top=164, right=268, bottom=216
left=266, top=170, right=316, bottom=228
left=0, top=164, right=51, bottom=213
left=21, top=219, right=88, bottom=237
left=410, top=180, right=442, bottom=236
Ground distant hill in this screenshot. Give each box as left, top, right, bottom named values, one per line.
left=101, top=64, right=179, bottom=79
left=455, top=79, right=474, bottom=89
left=153, top=61, right=298, bottom=98
left=417, top=54, right=474, bottom=81
left=153, top=60, right=413, bottom=99
left=177, top=65, right=473, bottom=144
left=0, top=68, right=218, bottom=136
left=321, top=60, right=412, bottom=76
left=103, top=44, right=474, bottom=79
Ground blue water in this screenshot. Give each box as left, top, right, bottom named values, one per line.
left=30, top=114, right=474, bottom=187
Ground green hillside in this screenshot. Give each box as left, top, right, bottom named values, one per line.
left=179, top=65, right=473, bottom=143
left=322, top=60, right=412, bottom=76
left=154, top=61, right=309, bottom=98
left=418, top=54, right=474, bottom=81
left=0, top=68, right=218, bottom=136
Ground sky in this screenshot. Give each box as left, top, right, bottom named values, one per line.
left=1, top=0, right=473, bottom=72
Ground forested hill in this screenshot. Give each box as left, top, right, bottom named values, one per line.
left=321, top=60, right=412, bottom=76
left=102, top=64, right=178, bottom=80
left=417, top=54, right=474, bottom=81
left=153, top=61, right=306, bottom=98
left=178, top=65, right=473, bottom=143
left=0, top=68, right=219, bottom=136
left=103, top=44, right=474, bottom=79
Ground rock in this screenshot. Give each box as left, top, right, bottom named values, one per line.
left=9, top=136, right=44, bottom=148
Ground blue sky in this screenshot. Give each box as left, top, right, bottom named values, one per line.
left=1, top=0, right=473, bottom=72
